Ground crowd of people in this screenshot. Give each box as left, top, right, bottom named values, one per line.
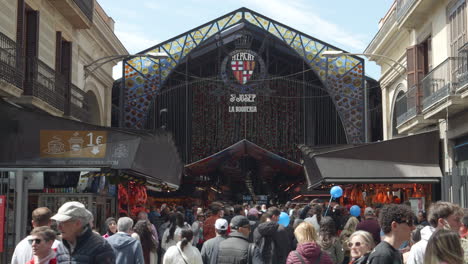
left=8, top=198, right=468, bottom=264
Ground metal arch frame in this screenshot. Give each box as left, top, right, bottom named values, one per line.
left=122, top=7, right=366, bottom=143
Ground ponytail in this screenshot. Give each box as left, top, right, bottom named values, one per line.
left=179, top=228, right=193, bottom=251
left=180, top=237, right=189, bottom=251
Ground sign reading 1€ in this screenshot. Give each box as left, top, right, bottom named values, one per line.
left=40, top=130, right=107, bottom=158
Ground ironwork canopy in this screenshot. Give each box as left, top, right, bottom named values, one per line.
left=122, top=7, right=366, bottom=143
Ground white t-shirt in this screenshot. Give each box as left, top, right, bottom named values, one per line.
left=11, top=235, right=61, bottom=264
left=163, top=241, right=203, bottom=264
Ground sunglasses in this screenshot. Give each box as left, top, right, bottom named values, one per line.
left=347, top=241, right=362, bottom=248
left=28, top=238, right=44, bottom=245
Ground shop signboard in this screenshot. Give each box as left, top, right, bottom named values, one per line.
left=40, top=130, right=107, bottom=158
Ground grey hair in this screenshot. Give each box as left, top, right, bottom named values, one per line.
left=349, top=230, right=375, bottom=249
left=117, top=217, right=134, bottom=233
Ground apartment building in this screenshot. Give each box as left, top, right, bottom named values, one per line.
left=365, top=0, right=468, bottom=206
left=0, top=0, right=127, bottom=126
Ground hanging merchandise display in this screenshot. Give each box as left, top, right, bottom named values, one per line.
left=337, top=183, right=432, bottom=210
left=118, top=181, right=148, bottom=217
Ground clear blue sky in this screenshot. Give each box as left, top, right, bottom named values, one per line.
left=98, top=0, right=395, bottom=80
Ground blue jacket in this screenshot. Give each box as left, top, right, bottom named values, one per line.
left=107, top=232, right=144, bottom=264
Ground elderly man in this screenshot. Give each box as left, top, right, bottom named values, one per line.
left=217, top=215, right=262, bottom=264
left=107, top=217, right=144, bottom=264
left=11, top=207, right=61, bottom=264
left=52, top=201, right=115, bottom=263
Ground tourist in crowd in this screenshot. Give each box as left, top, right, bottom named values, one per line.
left=347, top=230, right=374, bottom=264
left=417, top=211, right=429, bottom=226
left=163, top=229, right=203, bottom=264
left=423, top=228, right=464, bottom=264
left=138, top=211, right=159, bottom=245
left=52, top=201, right=115, bottom=263
left=107, top=217, right=144, bottom=264
left=317, top=216, right=343, bottom=264
left=217, top=215, right=262, bottom=264
left=356, top=207, right=381, bottom=244
left=407, top=201, right=463, bottom=264
left=102, top=217, right=117, bottom=238
left=26, top=226, right=57, bottom=264
left=132, top=220, right=158, bottom=264
left=11, top=207, right=61, bottom=264
left=460, top=215, right=468, bottom=239
left=253, top=207, right=292, bottom=264
left=304, top=204, right=322, bottom=233
left=203, top=202, right=224, bottom=241
left=162, top=212, right=187, bottom=253
left=201, top=218, right=229, bottom=264
left=286, top=221, right=332, bottom=264
left=367, top=204, right=414, bottom=264
left=192, top=212, right=205, bottom=249
left=339, top=216, right=359, bottom=264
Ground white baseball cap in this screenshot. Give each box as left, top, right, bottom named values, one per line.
left=51, top=201, right=93, bottom=222
left=214, top=218, right=228, bottom=231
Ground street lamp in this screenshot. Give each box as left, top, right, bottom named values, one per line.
left=83, top=51, right=169, bottom=79
left=321, top=50, right=407, bottom=143
left=321, top=50, right=407, bottom=77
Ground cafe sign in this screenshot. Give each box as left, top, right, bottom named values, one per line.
left=40, top=130, right=107, bottom=158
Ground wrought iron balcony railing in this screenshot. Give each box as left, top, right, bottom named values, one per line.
left=25, top=57, right=65, bottom=111
left=70, top=84, right=89, bottom=122
left=0, top=31, right=23, bottom=88
left=457, top=42, right=468, bottom=89
left=396, top=0, right=417, bottom=22
left=421, top=58, right=457, bottom=111
left=396, top=83, right=420, bottom=126
left=73, top=0, right=94, bottom=22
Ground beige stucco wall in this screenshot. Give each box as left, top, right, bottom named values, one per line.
left=0, top=0, right=127, bottom=126
left=0, top=0, right=17, bottom=41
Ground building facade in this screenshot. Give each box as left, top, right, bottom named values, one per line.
left=365, top=0, right=468, bottom=206
left=0, top=0, right=127, bottom=126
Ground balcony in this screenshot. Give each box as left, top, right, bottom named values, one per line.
left=48, top=0, right=94, bottom=29
left=13, top=57, right=66, bottom=115
left=0, top=32, right=23, bottom=96
left=396, top=84, right=436, bottom=133
left=70, top=84, right=90, bottom=122
left=396, top=0, right=417, bottom=22
left=457, top=42, right=468, bottom=95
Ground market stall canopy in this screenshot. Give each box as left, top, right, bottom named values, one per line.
left=299, top=130, right=442, bottom=189
left=185, top=139, right=303, bottom=177
left=0, top=99, right=182, bottom=187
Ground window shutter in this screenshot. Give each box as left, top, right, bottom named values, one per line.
left=24, top=10, right=39, bottom=95
left=16, top=0, right=25, bottom=82
left=55, top=32, right=62, bottom=72
left=406, top=45, right=417, bottom=88
left=62, top=40, right=72, bottom=115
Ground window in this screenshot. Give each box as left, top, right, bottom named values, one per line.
left=392, top=90, right=407, bottom=136
left=449, top=0, right=467, bottom=57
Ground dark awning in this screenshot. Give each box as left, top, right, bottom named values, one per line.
left=0, top=99, right=182, bottom=187
left=185, top=139, right=303, bottom=177
left=300, top=130, right=442, bottom=189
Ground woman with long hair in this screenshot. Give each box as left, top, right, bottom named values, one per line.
left=132, top=220, right=158, bottom=264
left=348, top=230, right=375, bottom=264
left=286, top=221, right=332, bottom=264
left=318, top=216, right=344, bottom=264
left=163, top=229, right=202, bottom=264
left=339, top=216, right=359, bottom=263
left=423, top=229, right=464, bottom=264
left=161, top=212, right=186, bottom=253
left=102, top=217, right=117, bottom=238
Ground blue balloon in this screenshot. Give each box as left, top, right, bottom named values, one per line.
left=330, top=186, right=343, bottom=198
left=350, top=205, right=361, bottom=217
left=278, top=212, right=290, bottom=227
